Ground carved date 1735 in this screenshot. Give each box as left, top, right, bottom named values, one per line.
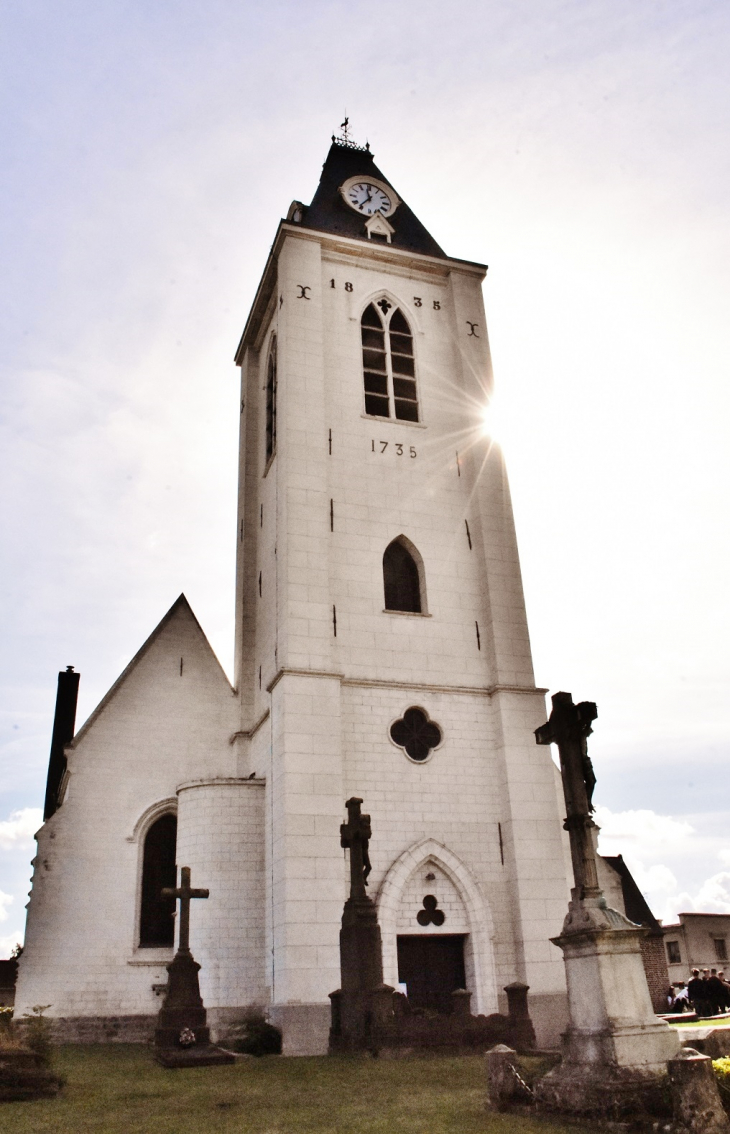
left=371, top=440, right=417, bottom=457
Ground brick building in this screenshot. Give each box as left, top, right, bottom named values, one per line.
left=663, top=913, right=730, bottom=983
left=17, top=135, right=596, bottom=1053
left=596, top=854, right=670, bottom=1012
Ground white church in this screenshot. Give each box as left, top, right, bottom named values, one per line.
left=16, top=133, right=578, bottom=1054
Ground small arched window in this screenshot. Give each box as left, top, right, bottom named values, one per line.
left=265, top=336, right=277, bottom=463
left=362, top=302, right=418, bottom=422
left=383, top=539, right=422, bottom=613
left=139, top=813, right=177, bottom=948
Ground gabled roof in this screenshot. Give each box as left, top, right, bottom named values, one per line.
left=298, top=142, right=446, bottom=258
left=603, top=854, right=663, bottom=933
left=70, top=594, right=234, bottom=746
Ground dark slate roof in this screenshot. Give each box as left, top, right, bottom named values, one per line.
left=603, top=854, right=663, bottom=933
left=298, top=142, right=446, bottom=258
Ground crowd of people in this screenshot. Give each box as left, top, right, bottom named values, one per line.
left=667, top=969, right=730, bottom=1016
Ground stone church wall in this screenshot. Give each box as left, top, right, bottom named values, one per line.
left=343, top=683, right=507, bottom=1017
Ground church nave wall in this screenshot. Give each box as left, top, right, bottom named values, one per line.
left=16, top=598, right=240, bottom=1028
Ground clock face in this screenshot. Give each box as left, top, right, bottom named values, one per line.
left=346, top=181, right=393, bottom=216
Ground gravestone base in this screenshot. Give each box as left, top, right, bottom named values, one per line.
left=154, top=952, right=233, bottom=1069
left=552, top=896, right=679, bottom=1069
left=535, top=1060, right=670, bottom=1118
left=155, top=1045, right=234, bottom=1069
left=535, top=898, right=679, bottom=1117
left=329, top=891, right=392, bottom=1054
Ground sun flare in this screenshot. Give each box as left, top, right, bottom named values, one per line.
left=479, top=396, right=507, bottom=447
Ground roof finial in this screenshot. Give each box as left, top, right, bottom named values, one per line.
left=332, top=116, right=370, bottom=153
left=333, top=113, right=351, bottom=146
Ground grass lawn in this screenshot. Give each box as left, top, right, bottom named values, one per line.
left=0, top=1046, right=584, bottom=1134
left=668, top=1017, right=730, bottom=1029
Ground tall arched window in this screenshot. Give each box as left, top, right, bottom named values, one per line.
left=139, top=813, right=177, bottom=947
left=383, top=538, right=422, bottom=613
left=362, top=303, right=418, bottom=421
left=265, top=336, right=277, bottom=462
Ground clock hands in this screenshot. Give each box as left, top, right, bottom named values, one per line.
left=344, top=180, right=393, bottom=216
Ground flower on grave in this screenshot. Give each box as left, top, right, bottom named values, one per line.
left=178, top=1027, right=196, bottom=1048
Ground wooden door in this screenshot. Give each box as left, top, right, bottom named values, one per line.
left=396, top=934, right=466, bottom=1013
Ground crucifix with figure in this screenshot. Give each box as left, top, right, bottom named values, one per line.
left=340, top=798, right=372, bottom=902
left=162, top=866, right=209, bottom=956
left=535, top=691, right=600, bottom=901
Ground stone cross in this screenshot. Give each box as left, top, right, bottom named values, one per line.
left=162, top=866, right=209, bottom=956
left=535, top=691, right=600, bottom=901
left=340, top=797, right=372, bottom=901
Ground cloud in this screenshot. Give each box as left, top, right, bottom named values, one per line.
left=0, top=809, right=43, bottom=851
left=0, top=891, right=13, bottom=924
left=0, top=930, right=23, bottom=958
left=595, top=805, right=694, bottom=854
left=693, top=872, right=730, bottom=914
left=595, top=805, right=730, bottom=923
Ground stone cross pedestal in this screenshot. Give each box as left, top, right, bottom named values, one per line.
left=154, top=866, right=233, bottom=1068
left=329, top=798, right=395, bottom=1052
left=534, top=693, right=678, bottom=1112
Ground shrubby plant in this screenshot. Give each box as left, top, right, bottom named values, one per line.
left=714, top=1057, right=730, bottom=1113
left=229, top=1008, right=282, bottom=1056
left=20, top=1005, right=53, bottom=1068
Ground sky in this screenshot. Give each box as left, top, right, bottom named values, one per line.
left=1, top=0, right=730, bottom=955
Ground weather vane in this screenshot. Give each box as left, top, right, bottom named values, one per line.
left=332, top=115, right=370, bottom=152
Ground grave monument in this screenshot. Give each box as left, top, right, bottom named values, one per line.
left=329, top=798, right=395, bottom=1052
left=154, top=867, right=234, bottom=1067
left=534, top=692, right=679, bottom=1111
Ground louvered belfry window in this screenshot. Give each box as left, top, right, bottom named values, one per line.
left=361, top=303, right=419, bottom=421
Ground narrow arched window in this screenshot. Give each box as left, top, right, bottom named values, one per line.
left=362, top=303, right=418, bottom=422
left=265, top=336, right=277, bottom=462
left=384, top=539, right=422, bottom=613
left=139, top=813, right=177, bottom=947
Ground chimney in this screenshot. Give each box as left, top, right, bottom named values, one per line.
left=43, top=666, right=80, bottom=821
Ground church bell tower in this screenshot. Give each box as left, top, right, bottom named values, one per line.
left=231, top=133, right=570, bottom=1047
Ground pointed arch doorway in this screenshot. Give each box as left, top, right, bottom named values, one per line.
left=377, top=838, right=498, bottom=1016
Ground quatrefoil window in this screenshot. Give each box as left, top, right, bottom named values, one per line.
left=390, top=707, right=442, bottom=762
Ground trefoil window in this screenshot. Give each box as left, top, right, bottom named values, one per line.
left=361, top=303, right=418, bottom=422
